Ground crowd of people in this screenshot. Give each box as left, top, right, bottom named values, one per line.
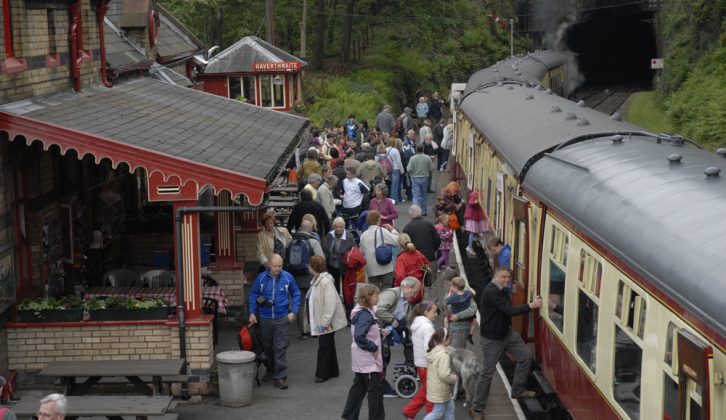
left=247, top=100, right=544, bottom=420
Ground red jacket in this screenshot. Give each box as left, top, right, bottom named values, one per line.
left=394, top=250, right=430, bottom=302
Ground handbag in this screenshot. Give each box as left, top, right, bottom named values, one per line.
left=273, top=228, right=285, bottom=256
left=419, top=253, right=434, bottom=287
left=449, top=213, right=460, bottom=230
left=374, top=228, right=393, bottom=265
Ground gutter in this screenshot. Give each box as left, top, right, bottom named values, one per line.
left=174, top=205, right=259, bottom=399
left=96, top=0, right=113, bottom=88
left=1, top=0, right=27, bottom=73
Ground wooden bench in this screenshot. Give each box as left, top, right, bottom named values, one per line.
left=40, top=360, right=185, bottom=396
left=11, top=395, right=174, bottom=420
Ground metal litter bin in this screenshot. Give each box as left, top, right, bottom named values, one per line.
left=216, top=350, right=256, bottom=406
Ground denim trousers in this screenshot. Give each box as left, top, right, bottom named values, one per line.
left=411, top=176, right=429, bottom=214
left=422, top=399, right=455, bottom=420
left=390, top=169, right=402, bottom=203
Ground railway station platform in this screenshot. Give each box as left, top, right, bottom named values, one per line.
left=175, top=171, right=523, bottom=419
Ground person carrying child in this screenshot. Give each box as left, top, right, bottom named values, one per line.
left=464, top=191, right=491, bottom=257
left=434, top=214, right=453, bottom=269
left=423, top=328, right=458, bottom=420
left=342, top=284, right=388, bottom=420
left=444, top=276, right=479, bottom=349
left=402, top=301, right=438, bottom=419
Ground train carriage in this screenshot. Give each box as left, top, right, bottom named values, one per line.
left=452, top=51, right=725, bottom=419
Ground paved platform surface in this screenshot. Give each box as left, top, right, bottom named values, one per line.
left=12, top=171, right=522, bottom=420
left=177, top=171, right=521, bottom=419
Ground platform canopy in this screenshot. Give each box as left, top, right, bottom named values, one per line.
left=0, top=77, right=308, bottom=205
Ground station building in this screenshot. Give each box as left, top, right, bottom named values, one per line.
left=0, top=0, right=307, bottom=391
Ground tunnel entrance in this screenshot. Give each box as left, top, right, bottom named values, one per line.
left=567, top=5, right=657, bottom=88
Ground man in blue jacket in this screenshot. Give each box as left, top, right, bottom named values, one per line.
left=248, top=254, right=301, bottom=389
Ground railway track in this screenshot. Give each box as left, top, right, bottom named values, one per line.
left=572, top=86, right=636, bottom=116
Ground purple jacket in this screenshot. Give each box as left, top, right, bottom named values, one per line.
left=350, top=304, right=383, bottom=373
left=369, top=197, right=398, bottom=225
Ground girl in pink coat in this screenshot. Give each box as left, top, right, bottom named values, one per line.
left=464, top=191, right=491, bottom=256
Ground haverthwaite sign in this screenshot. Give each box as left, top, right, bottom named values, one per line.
left=252, top=61, right=301, bottom=71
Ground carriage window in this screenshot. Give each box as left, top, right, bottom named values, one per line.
left=576, top=290, right=598, bottom=374
left=578, top=250, right=586, bottom=282
left=616, top=281, right=625, bottom=319
left=549, top=225, right=556, bottom=255
left=548, top=260, right=566, bottom=332
left=636, top=300, right=646, bottom=339
left=664, top=322, right=676, bottom=365
left=662, top=374, right=678, bottom=420
left=613, top=326, right=642, bottom=419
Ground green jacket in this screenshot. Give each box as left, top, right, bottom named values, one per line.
left=449, top=299, right=478, bottom=332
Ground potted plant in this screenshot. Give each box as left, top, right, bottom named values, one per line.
left=85, top=297, right=170, bottom=321
left=17, top=297, right=85, bottom=322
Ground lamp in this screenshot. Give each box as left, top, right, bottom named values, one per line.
left=272, top=75, right=283, bottom=86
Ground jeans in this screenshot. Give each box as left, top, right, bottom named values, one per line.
left=411, top=176, right=429, bottom=215
left=439, top=149, right=450, bottom=170
left=259, top=316, right=291, bottom=380
left=472, top=329, right=532, bottom=412
left=422, top=399, right=455, bottom=420
left=390, top=169, right=402, bottom=203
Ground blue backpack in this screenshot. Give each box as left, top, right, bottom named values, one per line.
left=285, top=236, right=311, bottom=275
left=402, top=140, right=415, bottom=161
left=346, top=120, right=357, bottom=140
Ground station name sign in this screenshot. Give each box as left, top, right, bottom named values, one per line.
left=252, top=61, right=302, bottom=71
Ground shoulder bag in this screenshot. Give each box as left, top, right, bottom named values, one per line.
left=374, top=228, right=393, bottom=265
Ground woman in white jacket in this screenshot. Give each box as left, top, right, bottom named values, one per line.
left=307, top=255, right=348, bottom=383
left=402, top=301, right=438, bottom=419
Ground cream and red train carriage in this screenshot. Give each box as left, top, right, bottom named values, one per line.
left=452, top=51, right=725, bottom=419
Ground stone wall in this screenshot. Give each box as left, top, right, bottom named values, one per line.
left=7, top=319, right=213, bottom=372
left=1, top=0, right=101, bottom=103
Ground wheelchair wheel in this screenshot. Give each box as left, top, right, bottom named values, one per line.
left=394, top=374, right=419, bottom=399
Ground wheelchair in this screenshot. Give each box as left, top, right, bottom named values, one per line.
left=392, top=361, right=419, bottom=398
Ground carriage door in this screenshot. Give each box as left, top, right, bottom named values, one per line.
left=495, top=172, right=505, bottom=238
left=511, top=195, right=530, bottom=339
left=677, top=330, right=712, bottom=420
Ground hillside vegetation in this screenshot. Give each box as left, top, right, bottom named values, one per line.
left=657, top=0, right=725, bottom=149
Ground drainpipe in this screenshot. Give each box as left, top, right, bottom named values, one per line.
left=1, top=0, right=27, bottom=73
left=69, top=1, right=81, bottom=91
left=175, top=205, right=258, bottom=400
left=96, top=0, right=113, bottom=88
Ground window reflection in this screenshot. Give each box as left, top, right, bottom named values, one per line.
left=613, top=327, right=642, bottom=419
left=577, top=290, right=597, bottom=373
left=548, top=260, right=565, bottom=331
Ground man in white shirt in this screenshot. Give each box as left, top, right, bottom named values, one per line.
left=341, top=166, right=370, bottom=228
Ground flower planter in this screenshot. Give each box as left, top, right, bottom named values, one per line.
left=16, top=309, right=84, bottom=323
left=88, top=307, right=170, bottom=321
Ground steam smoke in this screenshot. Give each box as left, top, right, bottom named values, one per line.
left=530, top=0, right=584, bottom=94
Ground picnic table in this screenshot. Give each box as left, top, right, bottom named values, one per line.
left=84, top=286, right=230, bottom=314
left=11, top=395, right=174, bottom=420
left=40, top=359, right=185, bottom=396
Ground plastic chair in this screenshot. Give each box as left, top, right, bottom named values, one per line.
left=103, top=269, right=141, bottom=287
left=141, top=270, right=175, bottom=288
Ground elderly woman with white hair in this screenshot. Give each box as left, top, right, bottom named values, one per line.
left=322, top=217, right=356, bottom=294
left=368, top=183, right=398, bottom=226
left=304, top=173, right=323, bottom=201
